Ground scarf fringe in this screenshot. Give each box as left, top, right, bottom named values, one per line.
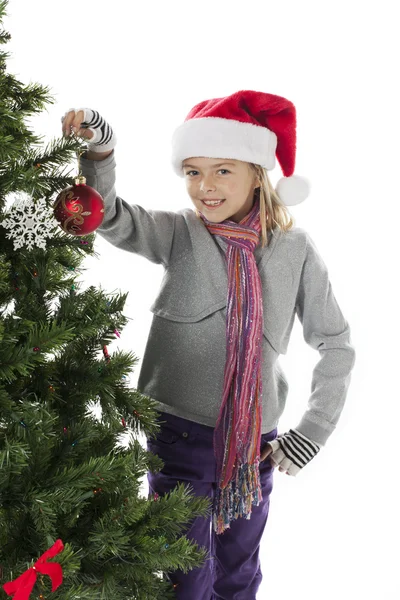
left=213, top=460, right=263, bottom=535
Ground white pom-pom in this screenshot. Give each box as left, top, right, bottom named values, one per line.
left=275, top=174, right=311, bottom=206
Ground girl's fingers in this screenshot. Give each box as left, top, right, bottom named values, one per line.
left=71, top=109, right=85, bottom=132
left=61, top=107, right=115, bottom=148
left=75, top=127, right=94, bottom=140
left=62, top=109, right=84, bottom=137
left=61, top=110, right=76, bottom=136
left=62, top=121, right=93, bottom=140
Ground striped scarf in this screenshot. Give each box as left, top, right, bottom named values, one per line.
left=200, top=196, right=264, bottom=535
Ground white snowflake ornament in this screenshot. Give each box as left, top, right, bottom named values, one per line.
left=1, top=192, right=59, bottom=251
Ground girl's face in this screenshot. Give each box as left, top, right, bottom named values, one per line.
left=182, top=157, right=259, bottom=223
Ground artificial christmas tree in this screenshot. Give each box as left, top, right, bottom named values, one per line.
left=0, top=2, right=211, bottom=598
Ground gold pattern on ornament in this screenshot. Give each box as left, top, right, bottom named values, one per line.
left=54, top=189, right=92, bottom=234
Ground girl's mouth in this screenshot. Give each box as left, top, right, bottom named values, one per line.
left=201, top=199, right=225, bottom=210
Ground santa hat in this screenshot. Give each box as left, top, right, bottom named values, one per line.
left=171, top=90, right=310, bottom=206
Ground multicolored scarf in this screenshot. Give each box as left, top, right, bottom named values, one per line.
left=199, top=196, right=264, bottom=535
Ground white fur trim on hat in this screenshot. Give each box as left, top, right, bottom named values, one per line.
left=171, top=117, right=277, bottom=177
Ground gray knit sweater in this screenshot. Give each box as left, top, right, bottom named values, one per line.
left=79, top=150, right=356, bottom=446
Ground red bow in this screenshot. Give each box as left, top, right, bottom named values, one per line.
left=3, top=539, right=64, bottom=600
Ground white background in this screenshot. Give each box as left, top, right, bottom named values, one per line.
left=3, top=0, right=400, bottom=597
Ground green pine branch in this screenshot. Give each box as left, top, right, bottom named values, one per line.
left=0, top=2, right=212, bottom=596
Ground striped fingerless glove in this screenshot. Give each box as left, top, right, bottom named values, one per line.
left=268, top=429, right=321, bottom=476
left=80, top=108, right=116, bottom=152
left=62, top=107, right=117, bottom=153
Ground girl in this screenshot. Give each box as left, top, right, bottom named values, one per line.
left=61, top=90, right=356, bottom=600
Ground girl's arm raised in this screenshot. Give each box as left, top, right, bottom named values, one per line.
left=79, top=151, right=177, bottom=267
left=61, top=107, right=178, bottom=266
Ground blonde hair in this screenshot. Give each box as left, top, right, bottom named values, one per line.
left=248, top=163, right=295, bottom=247
left=194, top=163, right=294, bottom=247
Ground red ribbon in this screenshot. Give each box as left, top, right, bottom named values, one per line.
left=3, top=539, right=64, bottom=600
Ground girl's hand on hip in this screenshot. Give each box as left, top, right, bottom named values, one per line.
left=260, top=429, right=321, bottom=476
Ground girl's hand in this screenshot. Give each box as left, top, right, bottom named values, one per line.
left=260, top=429, right=321, bottom=475
left=260, top=442, right=283, bottom=471
left=61, top=108, right=117, bottom=152
left=260, top=443, right=274, bottom=463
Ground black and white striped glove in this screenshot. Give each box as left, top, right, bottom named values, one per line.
left=61, top=108, right=117, bottom=153
left=267, top=429, right=321, bottom=476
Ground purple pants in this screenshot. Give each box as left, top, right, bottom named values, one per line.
left=146, top=411, right=278, bottom=600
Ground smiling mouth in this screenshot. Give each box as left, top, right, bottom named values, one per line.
left=201, top=199, right=226, bottom=207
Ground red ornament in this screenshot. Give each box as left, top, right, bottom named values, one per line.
left=53, top=175, right=104, bottom=236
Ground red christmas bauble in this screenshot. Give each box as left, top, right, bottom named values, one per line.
left=53, top=176, right=104, bottom=236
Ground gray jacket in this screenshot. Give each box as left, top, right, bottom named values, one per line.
left=80, top=150, right=356, bottom=446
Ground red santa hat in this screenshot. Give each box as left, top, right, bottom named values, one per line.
left=171, top=90, right=310, bottom=206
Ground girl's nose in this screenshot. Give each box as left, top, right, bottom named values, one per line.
left=200, top=178, right=216, bottom=192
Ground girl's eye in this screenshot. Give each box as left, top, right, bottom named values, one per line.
left=185, top=169, right=230, bottom=176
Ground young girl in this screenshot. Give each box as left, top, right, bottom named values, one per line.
left=61, top=90, right=356, bottom=600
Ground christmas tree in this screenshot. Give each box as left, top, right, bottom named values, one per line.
left=0, top=1, right=211, bottom=598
